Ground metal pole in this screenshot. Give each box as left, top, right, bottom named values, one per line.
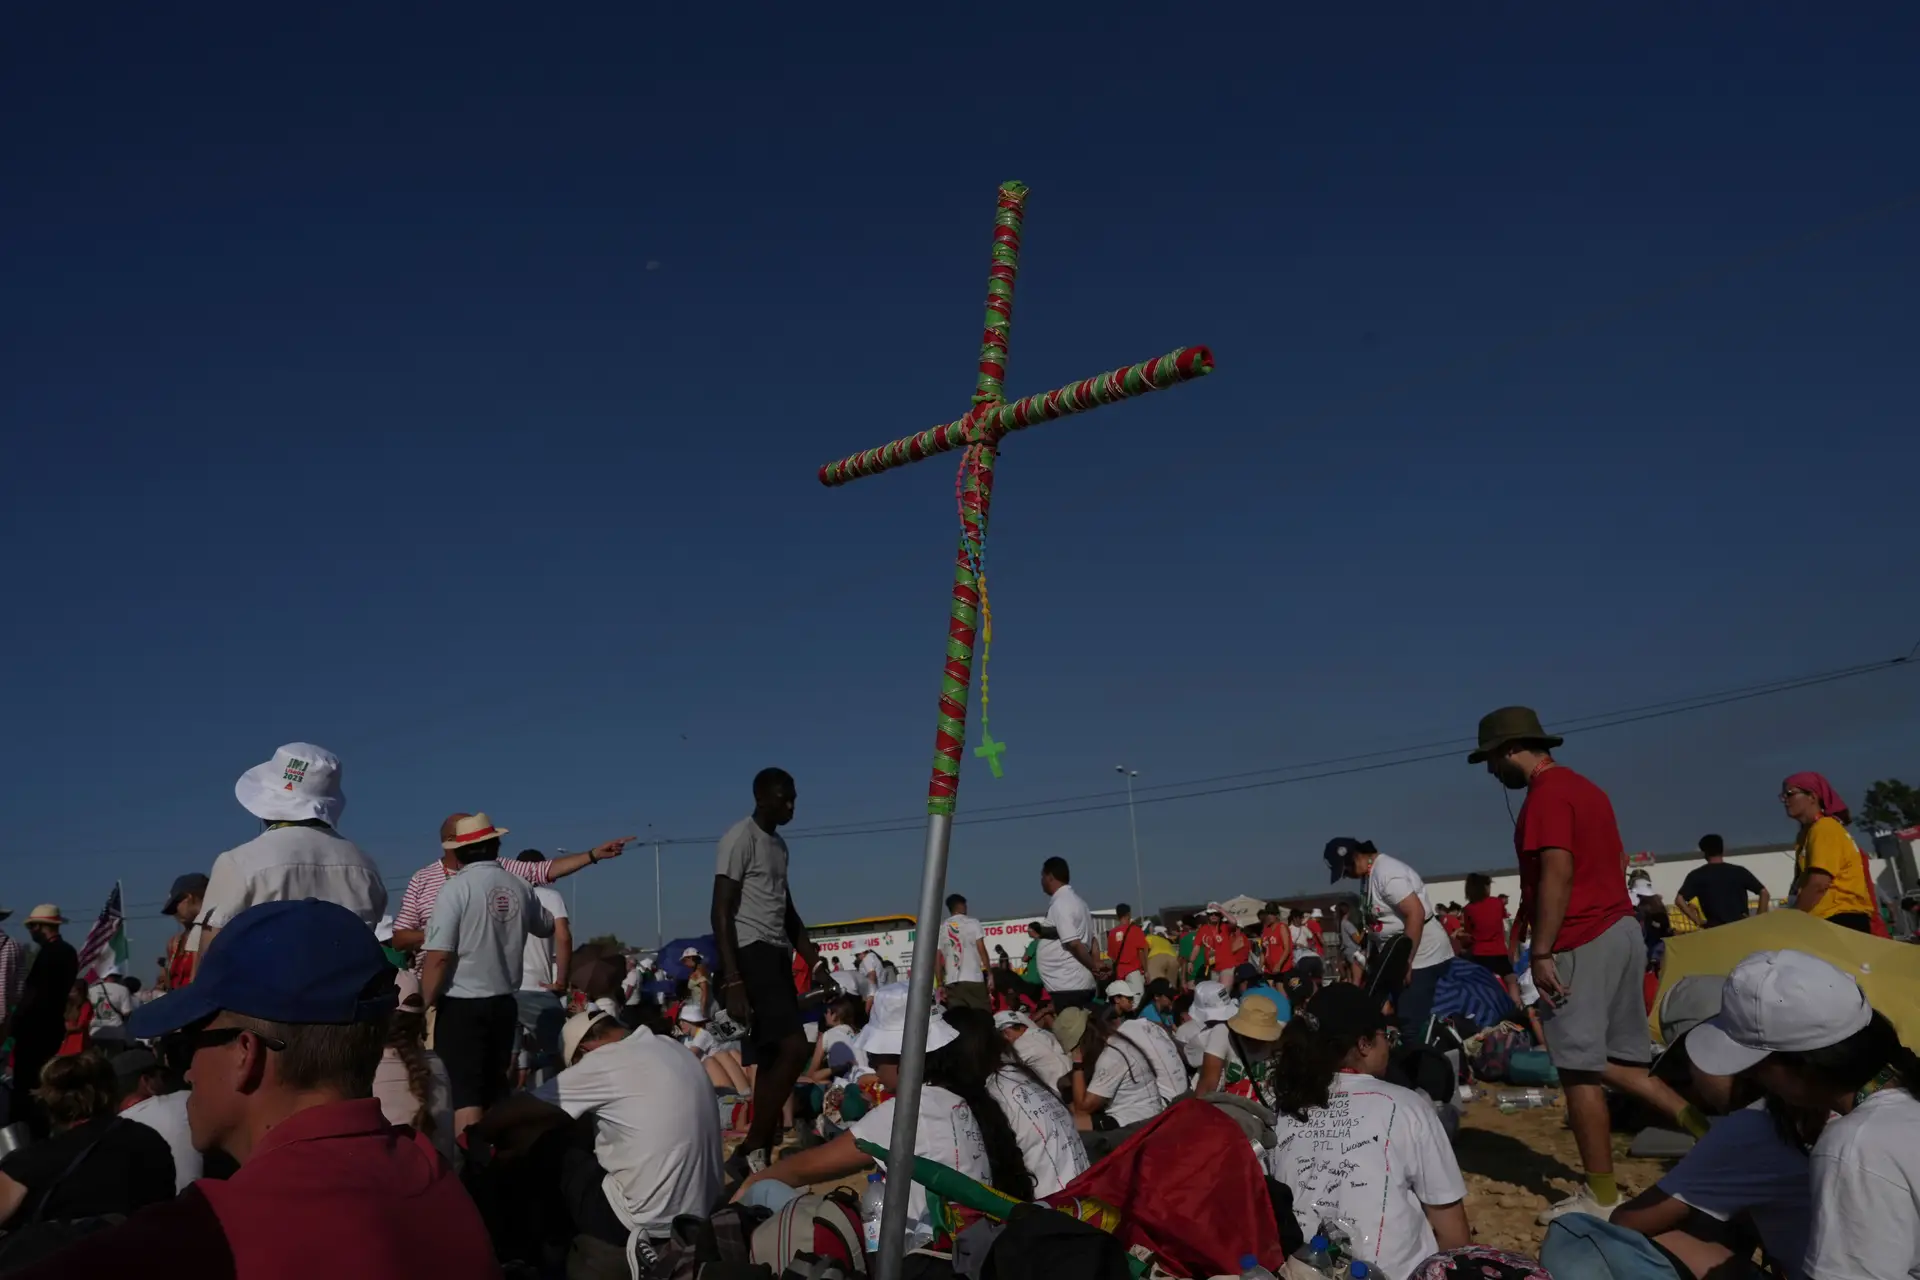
left=874, top=813, right=953, bottom=1280
left=654, top=841, right=664, bottom=949
left=1118, top=767, right=1145, bottom=915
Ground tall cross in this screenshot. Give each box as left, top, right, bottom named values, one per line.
left=816, top=180, right=1212, bottom=1280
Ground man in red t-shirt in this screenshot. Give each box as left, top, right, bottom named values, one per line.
left=1104, top=904, right=1149, bottom=985
left=1213, top=920, right=1252, bottom=981
left=1192, top=907, right=1225, bottom=982
left=1471, top=705, right=1696, bottom=1225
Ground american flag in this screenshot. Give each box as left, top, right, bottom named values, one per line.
left=77, top=882, right=129, bottom=983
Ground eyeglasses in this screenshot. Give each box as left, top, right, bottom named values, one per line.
left=178, top=1024, right=287, bottom=1055
left=1779, top=788, right=1812, bottom=801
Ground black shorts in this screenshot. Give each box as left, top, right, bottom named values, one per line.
left=1363, top=935, right=1413, bottom=1006
left=1468, top=952, right=1514, bottom=977
left=437, top=993, right=519, bottom=1110
left=1826, top=912, right=1874, bottom=934
left=1048, top=988, right=1096, bottom=1011
left=736, top=941, right=802, bottom=1064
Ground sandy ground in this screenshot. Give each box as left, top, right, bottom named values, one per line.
left=1454, top=1093, right=1671, bottom=1256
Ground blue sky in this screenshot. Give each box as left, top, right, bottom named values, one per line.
left=5, top=5, right=1918, bottom=974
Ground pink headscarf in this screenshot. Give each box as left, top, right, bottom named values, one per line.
left=1784, top=771, right=1850, bottom=822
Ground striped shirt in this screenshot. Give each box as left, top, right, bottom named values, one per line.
left=395, top=856, right=553, bottom=970
left=0, top=935, right=22, bottom=1015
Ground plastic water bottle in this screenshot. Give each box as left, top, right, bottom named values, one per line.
left=859, top=1172, right=886, bottom=1253
left=1239, top=1254, right=1278, bottom=1280
left=1496, top=1087, right=1551, bottom=1111
left=1299, top=1234, right=1336, bottom=1277
left=1350, top=1262, right=1378, bottom=1280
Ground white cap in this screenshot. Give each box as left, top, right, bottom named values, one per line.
left=677, top=1004, right=708, bottom=1025
left=1686, top=949, right=1874, bottom=1077
left=1191, top=979, right=1239, bottom=1024
left=680, top=946, right=701, bottom=961
left=561, top=1009, right=619, bottom=1064
left=993, top=1010, right=1034, bottom=1032
left=235, top=742, right=345, bottom=825
left=1104, top=980, right=1136, bottom=1001
left=860, top=981, right=957, bottom=1056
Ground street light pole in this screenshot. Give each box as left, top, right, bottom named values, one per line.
left=1115, top=766, right=1145, bottom=915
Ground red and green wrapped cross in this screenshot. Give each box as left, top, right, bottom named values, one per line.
left=819, top=179, right=1213, bottom=815
left=815, top=180, right=1213, bottom=1280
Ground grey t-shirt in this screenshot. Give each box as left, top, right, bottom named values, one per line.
left=424, top=860, right=554, bottom=999
left=716, top=816, right=790, bottom=950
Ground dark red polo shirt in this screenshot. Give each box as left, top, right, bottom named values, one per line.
left=12, top=1098, right=500, bottom=1280
left=1515, top=764, right=1632, bottom=953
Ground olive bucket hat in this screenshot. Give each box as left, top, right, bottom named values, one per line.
left=1467, top=706, right=1564, bottom=764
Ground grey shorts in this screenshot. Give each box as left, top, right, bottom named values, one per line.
left=1544, top=914, right=1651, bottom=1073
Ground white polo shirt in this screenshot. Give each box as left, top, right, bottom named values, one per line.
left=1038, top=884, right=1097, bottom=994
left=196, top=824, right=388, bottom=946
left=424, top=861, right=553, bottom=999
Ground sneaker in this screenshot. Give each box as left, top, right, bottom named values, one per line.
left=1536, top=1189, right=1619, bottom=1225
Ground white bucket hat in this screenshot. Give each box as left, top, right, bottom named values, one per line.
left=1192, top=980, right=1239, bottom=1024
left=235, top=742, right=344, bottom=826
left=1686, top=949, right=1874, bottom=1077
left=858, top=981, right=957, bottom=1057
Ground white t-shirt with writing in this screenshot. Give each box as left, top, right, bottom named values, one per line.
left=942, top=914, right=987, bottom=985
left=521, top=885, right=570, bottom=991
left=533, top=1028, right=725, bottom=1236
left=1087, top=1036, right=1166, bottom=1127
left=87, top=980, right=133, bottom=1035
left=1804, top=1086, right=1920, bottom=1280
left=852, top=1086, right=991, bottom=1248
left=1269, top=1074, right=1467, bottom=1280
left=423, top=861, right=554, bottom=999
left=715, top=817, right=790, bottom=951
left=988, top=1065, right=1089, bottom=1197
left=1038, top=884, right=1097, bottom=994
left=1366, top=854, right=1455, bottom=971
left=1659, top=1102, right=1811, bottom=1280
left=1119, top=1019, right=1191, bottom=1103
left=1012, top=1025, right=1073, bottom=1091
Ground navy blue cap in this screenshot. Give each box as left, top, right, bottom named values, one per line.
left=1322, top=837, right=1377, bottom=883
left=129, top=898, right=397, bottom=1040
left=162, top=873, right=209, bottom=917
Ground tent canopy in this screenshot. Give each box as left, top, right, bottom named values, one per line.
left=1220, top=895, right=1267, bottom=927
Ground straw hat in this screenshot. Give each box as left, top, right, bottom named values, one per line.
left=1227, top=993, right=1285, bottom=1041
left=441, top=812, right=511, bottom=852
left=25, top=904, right=66, bottom=926
left=235, top=743, right=345, bottom=826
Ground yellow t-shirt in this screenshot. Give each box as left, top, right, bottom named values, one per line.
left=1145, top=935, right=1177, bottom=959
left=1794, top=816, right=1875, bottom=918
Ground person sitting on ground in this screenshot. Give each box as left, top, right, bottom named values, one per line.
left=1608, top=975, right=1818, bottom=1280
left=1138, top=977, right=1178, bottom=1028
left=111, top=1045, right=206, bottom=1194
left=468, top=1007, right=724, bottom=1264
left=994, top=1009, right=1073, bottom=1097
left=0, top=1050, right=175, bottom=1238
left=1176, top=980, right=1236, bottom=1071
left=796, top=994, right=868, bottom=1135
left=734, top=984, right=1031, bottom=1254
left=1056, top=1005, right=1167, bottom=1134
left=1685, top=948, right=1920, bottom=1280
left=1269, top=984, right=1471, bottom=1280
left=1195, top=992, right=1284, bottom=1105
left=676, top=1003, right=751, bottom=1094
left=945, top=1006, right=1089, bottom=1197
left=372, top=970, right=455, bottom=1166
left=10, top=898, right=499, bottom=1279
left=1104, top=979, right=1137, bottom=1017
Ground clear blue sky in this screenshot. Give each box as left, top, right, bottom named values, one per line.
left=5, top=5, right=1918, bottom=974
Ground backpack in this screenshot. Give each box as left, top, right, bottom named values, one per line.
left=1539, top=1213, right=1682, bottom=1280
left=750, top=1190, right=867, bottom=1277
left=982, top=1205, right=1131, bottom=1280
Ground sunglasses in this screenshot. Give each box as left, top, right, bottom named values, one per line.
left=177, top=1024, right=288, bottom=1056
left=1779, top=788, right=1812, bottom=801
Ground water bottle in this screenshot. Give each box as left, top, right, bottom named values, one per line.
left=1496, top=1087, right=1551, bottom=1111
left=1350, top=1263, right=1377, bottom=1280
left=1299, top=1234, right=1336, bottom=1277
left=859, top=1172, right=886, bottom=1253
left=1239, top=1254, right=1278, bottom=1280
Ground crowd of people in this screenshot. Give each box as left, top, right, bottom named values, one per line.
left=0, top=710, right=1910, bottom=1280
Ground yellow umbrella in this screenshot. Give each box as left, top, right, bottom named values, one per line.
left=1655, top=909, right=1920, bottom=1049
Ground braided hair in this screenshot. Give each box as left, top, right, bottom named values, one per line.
left=385, top=1010, right=438, bottom=1137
